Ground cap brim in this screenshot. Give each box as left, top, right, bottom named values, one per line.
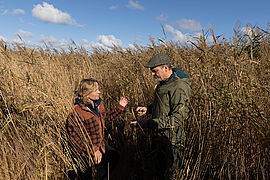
left=144, top=64, right=151, bottom=68
left=144, top=63, right=167, bottom=68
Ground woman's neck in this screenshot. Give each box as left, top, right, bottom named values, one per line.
left=88, top=100, right=94, bottom=107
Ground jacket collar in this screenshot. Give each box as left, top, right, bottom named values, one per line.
left=171, top=68, right=189, bottom=80
left=160, top=67, right=189, bottom=85
left=74, top=97, right=102, bottom=112
left=86, top=98, right=102, bottom=111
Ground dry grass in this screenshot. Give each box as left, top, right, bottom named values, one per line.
left=0, top=25, right=269, bottom=179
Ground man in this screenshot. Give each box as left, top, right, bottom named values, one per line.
left=132, top=53, right=192, bottom=179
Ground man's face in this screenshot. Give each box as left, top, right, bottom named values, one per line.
left=150, top=65, right=167, bottom=81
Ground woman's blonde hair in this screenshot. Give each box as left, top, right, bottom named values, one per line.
left=76, top=78, right=98, bottom=103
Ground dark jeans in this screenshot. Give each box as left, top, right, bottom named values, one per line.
left=143, top=136, right=181, bottom=180
left=170, top=145, right=182, bottom=179
left=97, top=144, right=120, bottom=179
left=68, top=144, right=120, bottom=180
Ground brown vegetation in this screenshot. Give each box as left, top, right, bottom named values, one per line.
left=0, top=25, right=269, bottom=179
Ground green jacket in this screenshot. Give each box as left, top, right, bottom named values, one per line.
left=147, top=68, right=192, bottom=146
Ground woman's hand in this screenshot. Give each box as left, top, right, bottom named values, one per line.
left=94, top=150, right=102, bottom=164
left=119, top=96, right=129, bottom=107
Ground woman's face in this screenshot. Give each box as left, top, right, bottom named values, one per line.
left=87, top=82, right=101, bottom=101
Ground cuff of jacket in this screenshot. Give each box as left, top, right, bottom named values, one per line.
left=92, top=145, right=99, bottom=154
left=146, top=104, right=152, bottom=115
left=147, top=119, right=158, bottom=129
left=117, top=104, right=125, bottom=111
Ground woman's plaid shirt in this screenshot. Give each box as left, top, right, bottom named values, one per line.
left=66, top=100, right=125, bottom=156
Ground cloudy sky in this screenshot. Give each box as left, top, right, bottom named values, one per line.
left=0, top=0, right=269, bottom=50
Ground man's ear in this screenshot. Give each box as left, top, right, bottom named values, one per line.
left=164, top=65, right=169, bottom=71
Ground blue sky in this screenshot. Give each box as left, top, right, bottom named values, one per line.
left=0, top=0, right=269, bottom=50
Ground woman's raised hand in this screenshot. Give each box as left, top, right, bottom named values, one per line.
left=119, top=96, right=129, bottom=107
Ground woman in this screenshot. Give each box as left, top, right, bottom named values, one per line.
left=66, top=78, right=129, bottom=179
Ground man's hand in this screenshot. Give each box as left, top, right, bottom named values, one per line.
left=94, top=150, right=102, bottom=164
left=136, top=107, right=147, bottom=116
left=130, top=118, right=148, bottom=128
left=119, top=96, right=129, bottom=107
left=130, top=121, right=138, bottom=126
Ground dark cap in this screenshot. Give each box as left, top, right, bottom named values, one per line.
left=144, top=53, right=171, bottom=68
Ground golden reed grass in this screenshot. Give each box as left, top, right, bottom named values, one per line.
left=0, top=25, right=269, bottom=179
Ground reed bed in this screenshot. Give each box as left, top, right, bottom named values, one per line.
left=0, top=26, right=269, bottom=179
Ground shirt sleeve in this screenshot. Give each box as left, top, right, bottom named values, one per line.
left=146, top=104, right=153, bottom=115
left=105, top=104, right=125, bottom=122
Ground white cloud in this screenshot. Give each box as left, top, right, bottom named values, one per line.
left=1, top=9, right=8, bottom=15
left=156, top=13, right=168, bottom=21
left=109, top=5, right=117, bottom=10
left=206, top=35, right=215, bottom=44
left=80, top=35, right=123, bottom=50
left=12, top=9, right=25, bottom=15
left=241, top=26, right=255, bottom=37
left=32, top=2, right=76, bottom=25
left=0, top=35, right=37, bottom=47
left=176, top=19, right=202, bottom=31
left=10, top=38, right=25, bottom=44
left=40, top=34, right=71, bottom=49
left=128, top=44, right=135, bottom=49
left=13, top=39, right=37, bottom=47
left=165, top=24, right=197, bottom=43
left=92, top=35, right=122, bottom=49
left=0, top=35, right=8, bottom=41
left=127, top=0, right=144, bottom=10
left=17, top=29, right=33, bottom=38
left=1, top=34, right=123, bottom=51
left=241, top=26, right=260, bottom=42
left=166, top=25, right=216, bottom=45
left=80, top=38, right=91, bottom=49
left=1, top=8, right=25, bottom=16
